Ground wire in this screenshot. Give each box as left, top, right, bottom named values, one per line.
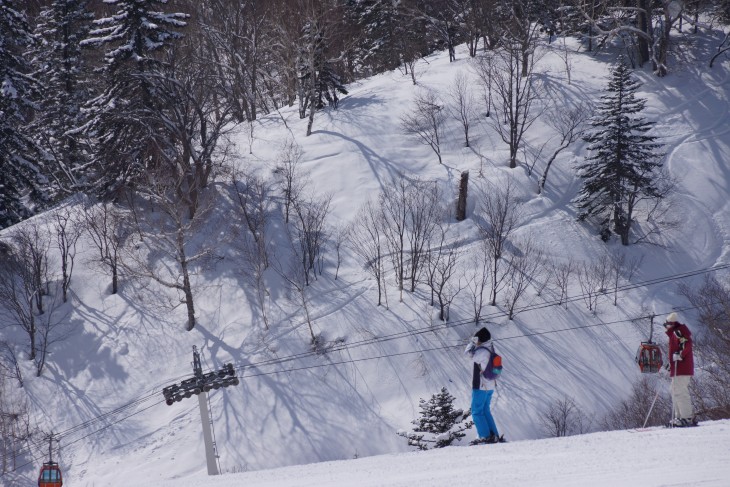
left=2, top=262, right=725, bottom=478
left=228, top=262, right=730, bottom=376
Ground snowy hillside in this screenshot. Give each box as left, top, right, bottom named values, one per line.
left=2, top=29, right=730, bottom=487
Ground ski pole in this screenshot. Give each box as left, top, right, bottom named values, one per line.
left=642, top=386, right=661, bottom=429
left=670, top=358, right=677, bottom=427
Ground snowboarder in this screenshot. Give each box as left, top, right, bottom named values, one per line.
left=465, top=327, right=503, bottom=443
left=664, top=312, right=696, bottom=427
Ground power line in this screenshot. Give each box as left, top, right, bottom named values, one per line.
left=2, top=262, right=725, bottom=478
left=229, top=262, right=730, bottom=376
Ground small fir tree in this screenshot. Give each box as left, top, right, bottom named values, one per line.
left=397, top=387, right=473, bottom=450
left=574, top=60, right=664, bottom=245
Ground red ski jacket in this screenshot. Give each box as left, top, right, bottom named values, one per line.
left=666, top=323, right=694, bottom=376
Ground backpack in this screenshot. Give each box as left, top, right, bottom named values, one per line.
left=480, top=344, right=503, bottom=380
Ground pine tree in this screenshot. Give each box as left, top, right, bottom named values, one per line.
left=0, top=0, right=47, bottom=228
left=574, top=60, right=664, bottom=245
left=31, top=0, right=94, bottom=198
left=397, top=387, right=473, bottom=450
left=80, top=0, right=188, bottom=196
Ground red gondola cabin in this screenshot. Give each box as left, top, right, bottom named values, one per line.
left=636, top=341, right=663, bottom=373
left=38, top=462, right=63, bottom=487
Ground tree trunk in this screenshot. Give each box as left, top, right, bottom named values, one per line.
left=636, top=0, right=652, bottom=65
left=456, top=171, right=469, bottom=221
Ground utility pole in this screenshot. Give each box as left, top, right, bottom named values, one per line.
left=162, top=346, right=239, bottom=476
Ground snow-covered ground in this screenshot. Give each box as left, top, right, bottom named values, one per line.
left=143, top=421, right=730, bottom=487
left=2, top=26, right=730, bottom=487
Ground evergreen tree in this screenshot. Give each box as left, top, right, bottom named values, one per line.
left=80, top=0, right=188, bottom=196
left=0, top=0, right=47, bottom=228
left=344, top=0, right=400, bottom=75
left=31, top=0, right=93, bottom=198
left=574, top=60, right=664, bottom=245
left=397, top=387, right=473, bottom=450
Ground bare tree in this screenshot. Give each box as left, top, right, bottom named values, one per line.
left=331, top=223, right=347, bottom=280
left=503, top=236, right=545, bottom=320
left=601, top=376, right=670, bottom=430
left=477, top=180, right=523, bottom=306
left=466, top=239, right=493, bottom=324
left=549, top=257, right=575, bottom=309
left=608, top=250, right=643, bottom=306
left=81, top=201, right=129, bottom=295
left=0, top=377, right=34, bottom=473
left=538, top=101, right=592, bottom=194
left=274, top=139, right=306, bottom=224
left=380, top=179, right=410, bottom=302
left=231, top=169, right=272, bottom=269
left=125, top=174, right=216, bottom=331
left=31, top=292, right=69, bottom=377
left=290, top=192, right=332, bottom=286
left=401, top=88, right=447, bottom=164
left=0, top=342, right=23, bottom=388
left=407, top=179, right=441, bottom=293
left=190, top=0, right=277, bottom=122
left=150, top=45, right=235, bottom=220
left=11, top=225, right=51, bottom=315
left=474, top=41, right=543, bottom=168
left=230, top=169, right=274, bottom=329
left=539, top=395, right=591, bottom=437
left=296, top=0, right=350, bottom=136
left=0, top=250, right=39, bottom=361
left=348, top=200, right=387, bottom=307
left=579, top=0, right=683, bottom=76
left=277, top=228, right=318, bottom=346
left=426, top=223, right=464, bottom=322
left=52, top=208, right=81, bottom=303
left=447, top=70, right=478, bottom=147
left=710, top=32, right=730, bottom=68
left=0, top=242, right=66, bottom=375
left=577, top=256, right=610, bottom=313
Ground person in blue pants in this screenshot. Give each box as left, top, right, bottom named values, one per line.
left=465, top=327, right=503, bottom=444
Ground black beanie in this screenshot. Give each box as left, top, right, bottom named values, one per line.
left=475, top=327, right=491, bottom=343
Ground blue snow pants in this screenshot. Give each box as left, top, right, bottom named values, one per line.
left=471, top=389, right=498, bottom=438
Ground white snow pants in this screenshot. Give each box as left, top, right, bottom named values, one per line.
left=671, top=375, right=693, bottom=420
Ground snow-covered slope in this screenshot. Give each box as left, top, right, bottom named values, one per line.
left=141, top=420, right=730, bottom=487
left=2, top=30, right=729, bottom=487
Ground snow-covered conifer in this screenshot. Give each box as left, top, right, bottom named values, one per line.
left=574, top=60, right=664, bottom=245
left=0, top=1, right=49, bottom=229
left=80, top=0, right=188, bottom=196
left=31, top=0, right=94, bottom=198
left=398, top=387, right=472, bottom=450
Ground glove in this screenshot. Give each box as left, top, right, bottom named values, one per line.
left=664, top=362, right=670, bottom=371
left=673, top=353, right=682, bottom=362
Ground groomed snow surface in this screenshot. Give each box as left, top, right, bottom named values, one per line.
left=145, top=421, right=730, bottom=487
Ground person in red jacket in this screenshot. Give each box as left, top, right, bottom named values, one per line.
left=664, top=312, right=696, bottom=427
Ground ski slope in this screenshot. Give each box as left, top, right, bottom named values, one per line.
left=142, top=421, right=730, bottom=487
